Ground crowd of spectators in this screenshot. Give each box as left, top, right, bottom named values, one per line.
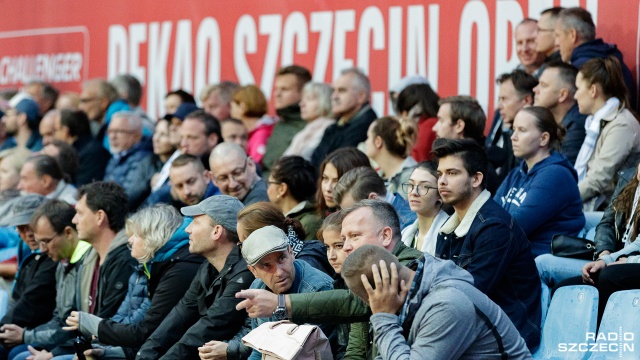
left=0, top=5, right=638, bottom=360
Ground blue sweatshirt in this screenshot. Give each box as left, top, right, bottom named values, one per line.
left=494, top=151, right=585, bottom=257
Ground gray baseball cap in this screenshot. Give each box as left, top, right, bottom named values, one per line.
left=180, top=195, right=244, bottom=231
left=241, top=225, right=290, bottom=266
left=1, top=194, right=47, bottom=227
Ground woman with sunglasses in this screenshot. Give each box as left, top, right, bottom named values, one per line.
left=401, top=161, right=449, bottom=254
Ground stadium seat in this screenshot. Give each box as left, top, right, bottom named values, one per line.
left=533, top=285, right=598, bottom=360
left=588, top=290, right=640, bottom=360
left=0, top=289, right=9, bottom=319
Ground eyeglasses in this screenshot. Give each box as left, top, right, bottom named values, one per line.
left=537, top=27, right=555, bottom=32
left=402, top=183, right=438, bottom=196
left=214, top=157, right=249, bottom=185
left=267, top=180, right=282, bottom=186
left=35, top=233, right=60, bottom=247
left=107, top=128, right=137, bottom=136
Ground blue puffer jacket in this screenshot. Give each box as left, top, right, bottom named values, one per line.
left=110, top=266, right=150, bottom=325
left=104, top=140, right=158, bottom=211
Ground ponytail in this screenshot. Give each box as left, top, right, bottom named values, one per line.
left=372, top=116, right=417, bottom=158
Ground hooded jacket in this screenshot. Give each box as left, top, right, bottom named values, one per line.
left=371, top=256, right=531, bottom=359
left=96, top=219, right=204, bottom=359
left=570, top=39, right=636, bottom=109
left=495, top=151, right=585, bottom=256
left=287, top=241, right=423, bottom=360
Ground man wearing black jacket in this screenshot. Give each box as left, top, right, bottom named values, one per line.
left=0, top=195, right=57, bottom=357
left=136, top=195, right=254, bottom=360
left=72, top=182, right=135, bottom=318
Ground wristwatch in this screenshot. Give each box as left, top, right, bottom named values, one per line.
left=272, top=294, right=288, bottom=321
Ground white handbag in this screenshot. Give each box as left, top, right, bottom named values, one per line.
left=241, top=320, right=333, bottom=360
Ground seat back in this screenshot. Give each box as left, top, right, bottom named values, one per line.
left=588, top=290, right=640, bottom=360
left=533, top=285, right=598, bottom=360
left=0, top=289, right=8, bottom=319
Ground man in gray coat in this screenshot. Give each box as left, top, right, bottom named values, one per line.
left=341, top=245, right=532, bottom=359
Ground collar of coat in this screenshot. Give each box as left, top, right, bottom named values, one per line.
left=439, top=189, right=491, bottom=237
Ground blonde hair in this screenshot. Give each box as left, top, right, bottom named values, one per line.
left=371, top=116, right=417, bottom=157
left=0, top=147, right=33, bottom=174
left=125, top=204, right=183, bottom=263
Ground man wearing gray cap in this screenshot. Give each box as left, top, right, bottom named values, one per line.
left=136, top=195, right=255, bottom=360
left=0, top=195, right=57, bottom=354
left=235, top=225, right=334, bottom=360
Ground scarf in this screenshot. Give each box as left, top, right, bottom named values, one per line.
left=574, top=97, right=620, bottom=181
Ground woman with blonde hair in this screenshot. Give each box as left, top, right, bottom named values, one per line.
left=62, top=205, right=203, bottom=359
left=230, top=85, right=275, bottom=165
left=365, top=116, right=418, bottom=199
left=237, top=202, right=333, bottom=275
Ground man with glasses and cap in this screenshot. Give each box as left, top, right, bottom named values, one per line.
left=209, top=142, right=269, bottom=206
left=136, top=195, right=254, bottom=360
left=0, top=195, right=57, bottom=356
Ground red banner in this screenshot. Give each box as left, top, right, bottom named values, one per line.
left=1, top=0, right=638, bottom=122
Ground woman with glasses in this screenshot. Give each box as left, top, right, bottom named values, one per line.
left=401, top=161, right=448, bottom=254
left=61, top=205, right=203, bottom=360
left=494, top=106, right=584, bottom=257
left=267, top=156, right=322, bottom=240
left=364, top=116, right=417, bottom=200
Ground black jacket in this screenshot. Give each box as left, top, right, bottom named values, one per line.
left=95, top=239, right=137, bottom=319
left=135, top=246, right=254, bottom=360
left=73, top=135, right=111, bottom=187
left=98, top=246, right=204, bottom=359
left=594, top=166, right=636, bottom=257
left=1, top=250, right=57, bottom=328
left=311, top=105, right=377, bottom=167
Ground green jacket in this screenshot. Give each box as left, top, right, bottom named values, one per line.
left=288, top=201, right=323, bottom=240
left=289, top=241, right=423, bottom=360
left=261, top=104, right=306, bottom=177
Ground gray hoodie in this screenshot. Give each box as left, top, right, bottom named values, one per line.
left=371, top=255, right=532, bottom=360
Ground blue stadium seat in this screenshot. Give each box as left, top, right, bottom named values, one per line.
left=533, top=285, right=598, bottom=360
left=588, top=290, right=640, bottom=360
left=0, top=289, right=9, bottom=319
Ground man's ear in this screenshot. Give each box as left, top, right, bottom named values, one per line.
left=454, top=119, right=466, bottom=136
left=207, top=133, right=219, bottom=148
left=247, top=264, right=258, bottom=278
left=368, top=192, right=379, bottom=200
left=558, top=88, right=570, bottom=104
left=523, top=94, right=534, bottom=106
left=471, top=172, right=484, bottom=189
left=380, top=226, right=394, bottom=248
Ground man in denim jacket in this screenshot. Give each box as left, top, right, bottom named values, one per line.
left=432, top=138, right=541, bottom=351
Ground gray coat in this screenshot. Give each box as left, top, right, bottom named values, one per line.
left=371, top=255, right=532, bottom=360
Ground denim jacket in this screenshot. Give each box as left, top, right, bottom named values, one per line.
left=248, top=260, right=334, bottom=360
left=435, top=190, right=541, bottom=351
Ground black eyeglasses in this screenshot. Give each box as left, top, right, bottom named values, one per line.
left=236, top=241, right=243, bottom=250
left=401, top=183, right=438, bottom=196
